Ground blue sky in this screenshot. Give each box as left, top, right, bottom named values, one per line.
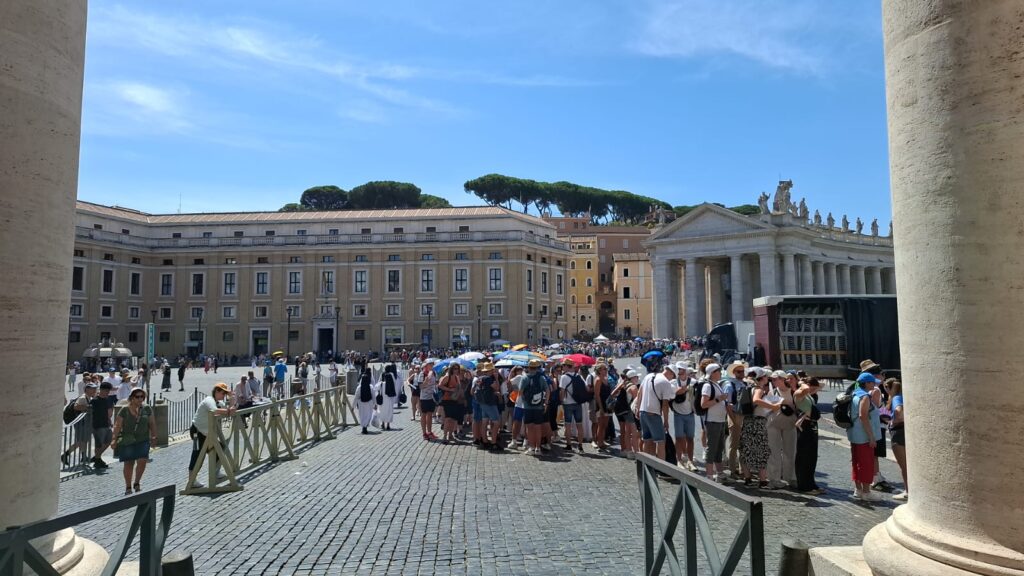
left=79, top=1, right=891, bottom=223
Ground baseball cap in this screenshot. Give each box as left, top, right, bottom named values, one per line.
left=624, top=369, right=638, bottom=379
left=85, top=382, right=98, bottom=389
left=770, top=370, right=788, bottom=379
left=856, top=372, right=881, bottom=384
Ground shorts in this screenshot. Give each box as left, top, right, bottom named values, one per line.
left=673, top=412, right=695, bottom=439
left=851, top=442, right=875, bottom=484
left=891, top=427, right=905, bottom=446
left=524, top=409, right=547, bottom=425
left=513, top=407, right=525, bottom=422
left=705, top=421, right=728, bottom=463
left=478, top=404, right=500, bottom=421
left=616, top=411, right=635, bottom=425
left=117, top=441, right=150, bottom=462
left=93, top=427, right=112, bottom=446
left=562, top=403, right=583, bottom=424
left=443, top=401, right=464, bottom=421
left=874, top=429, right=887, bottom=458
left=472, top=400, right=482, bottom=421
left=640, top=411, right=666, bottom=442
left=420, top=399, right=436, bottom=413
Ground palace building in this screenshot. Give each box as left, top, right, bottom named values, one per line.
left=69, top=201, right=571, bottom=360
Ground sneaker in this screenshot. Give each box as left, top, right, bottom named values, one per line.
left=862, top=491, right=882, bottom=502
left=540, top=443, right=551, bottom=452
left=676, top=461, right=687, bottom=470
left=685, top=461, right=698, bottom=472
left=852, top=491, right=864, bottom=501
left=591, top=441, right=599, bottom=449
left=893, top=491, right=908, bottom=501
left=60, top=452, right=70, bottom=466
left=770, top=480, right=789, bottom=489
left=744, top=478, right=755, bottom=487
left=577, top=444, right=585, bottom=454
left=873, top=480, right=894, bottom=493
left=759, top=481, right=772, bottom=490
left=93, top=458, right=109, bottom=469
left=190, top=481, right=205, bottom=489
left=216, top=473, right=228, bottom=482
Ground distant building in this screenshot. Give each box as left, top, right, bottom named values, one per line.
left=612, top=253, right=653, bottom=339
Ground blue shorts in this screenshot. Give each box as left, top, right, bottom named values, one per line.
left=640, top=411, right=666, bottom=442
left=562, top=403, right=583, bottom=424
left=478, top=404, right=500, bottom=421
left=513, top=407, right=525, bottom=422
left=673, top=412, right=695, bottom=438
left=472, top=399, right=482, bottom=421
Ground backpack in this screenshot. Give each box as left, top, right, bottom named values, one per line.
left=475, top=376, right=497, bottom=406
left=523, top=374, right=547, bottom=408
left=568, top=373, right=591, bottom=403
left=63, top=399, right=79, bottom=424
left=738, top=385, right=755, bottom=416
left=384, top=373, right=397, bottom=397
left=358, top=375, right=373, bottom=403
left=692, top=379, right=709, bottom=416
left=832, top=383, right=857, bottom=429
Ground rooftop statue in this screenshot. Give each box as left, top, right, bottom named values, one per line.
left=772, top=180, right=793, bottom=214
left=798, top=198, right=809, bottom=220
left=871, top=218, right=879, bottom=237
left=827, top=212, right=835, bottom=229
left=842, top=215, right=850, bottom=232
left=813, top=210, right=822, bottom=226
left=856, top=217, right=864, bottom=235
left=758, top=192, right=770, bottom=215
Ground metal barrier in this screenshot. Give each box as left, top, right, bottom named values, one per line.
left=0, top=485, right=175, bottom=576
left=635, top=453, right=766, bottom=576
left=155, top=388, right=206, bottom=437
left=60, top=413, right=93, bottom=474
left=182, top=386, right=357, bottom=495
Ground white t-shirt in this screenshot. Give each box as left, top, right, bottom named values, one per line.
left=512, top=375, right=526, bottom=408
left=192, top=396, right=220, bottom=436
left=701, top=380, right=728, bottom=423
left=639, top=373, right=674, bottom=415
left=670, top=377, right=693, bottom=415
left=559, top=373, right=578, bottom=405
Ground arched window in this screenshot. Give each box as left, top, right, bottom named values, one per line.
left=586, top=295, right=593, bottom=304
left=571, top=295, right=577, bottom=304
left=586, top=260, right=593, bottom=270
left=586, top=278, right=592, bottom=287
left=570, top=261, right=576, bottom=270
left=570, top=278, right=576, bottom=288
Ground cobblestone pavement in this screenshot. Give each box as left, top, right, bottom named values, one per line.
left=58, top=360, right=904, bottom=575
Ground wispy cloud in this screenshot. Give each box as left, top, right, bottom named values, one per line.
left=630, top=0, right=827, bottom=74
left=85, top=81, right=192, bottom=135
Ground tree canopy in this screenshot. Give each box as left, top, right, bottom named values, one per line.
left=347, top=181, right=422, bottom=209
left=299, top=185, right=348, bottom=210
left=419, top=194, right=452, bottom=208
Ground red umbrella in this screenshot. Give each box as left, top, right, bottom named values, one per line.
left=564, top=353, right=596, bottom=366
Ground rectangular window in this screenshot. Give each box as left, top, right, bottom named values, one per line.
left=322, top=255, right=334, bottom=263
left=386, top=304, right=401, bottom=317
left=288, top=271, right=302, bottom=294
left=320, top=305, right=333, bottom=316
left=190, top=306, right=204, bottom=319
left=353, top=270, right=368, bottom=293
left=255, top=272, right=268, bottom=295
left=488, top=252, right=502, bottom=260
left=421, top=254, right=434, bottom=261
left=455, top=252, right=468, bottom=260
left=100, top=305, right=113, bottom=318
left=388, top=254, right=401, bottom=262
left=527, top=304, right=533, bottom=315
left=623, top=287, right=631, bottom=299
left=393, top=227, right=404, bottom=234
left=425, top=227, right=436, bottom=233
left=128, top=331, right=138, bottom=343
left=72, top=266, right=84, bottom=291
left=454, top=303, right=469, bottom=316
left=69, top=331, right=81, bottom=343
left=159, top=307, right=172, bottom=319
left=70, top=304, right=83, bottom=317
left=420, top=269, right=434, bottom=292
left=159, top=331, right=170, bottom=342
left=222, top=306, right=235, bottom=319
left=286, top=305, right=301, bottom=319
left=623, top=239, right=630, bottom=249
left=202, top=232, right=213, bottom=238
left=354, top=329, right=366, bottom=341
left=541, top=271, right=548, bottom=294
left=73, top=249, right=84, bottom=258
left=163, top=259, right=173, bottom=266
left=254, top=306, right=268, bottom=318
left=296, top=230, right=306, bottom=236
left=225, top=257, right=237, bottom=264
left=103, top=253, right=115, bottom=261
left=101, top=269, right=114, bottom=294
left=172, top=233, right=182, bottom=239
left=328, top=229, right=339, bottom=235
left=289, top=256, right=302, bottom=263
left=223, top=331, right=234, bottom=342
left=128, top=306, right=140, bottom=319
left=361, top=228, right=371, bottom=235
left=420, top=303, right=434, bottom=317
left=257, top=257, right=269, bottom=264
left=265, top=230, right=275, bottom=237
left=321, top=271, right=334, bottom=294
left=488, top=303, right=503, bottom=316
left=488, top=268, right=502, bottom=291
left=623, top=268, right=630, bottom=278
left=527, top=269, right=533, bottom=292
left=352, top=304, right=367, bottom=317
left=288, top=330, right=299, bottom=341
left=459, top=225, right=470, bottom=232
left=223, top=272, right=236, bottom=295
left=354, top=255, right=367, bottom=262
left=129, top=272, right=141, bottom=295
left=385, top=328, right=403, bottom=344
left=387, top=270, right=401, bottom=293
left=556, top=306, right=563, bottom=317
left=233, top=231, right=244, bottom=238
left=191, top=273, right=204, bottom=296
left=556, top=274, right=563, bottom=296
left=541, top=305, right=548, bottom=317
left=193, top=258, right=204, bottom=265
left=454, top=268, right=468, bottom=292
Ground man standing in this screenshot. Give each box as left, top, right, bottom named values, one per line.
left=273, top=358, right=288, bottom=399
left=91, top=382, right=117, bottom=468
left=700, top=364, right=729, bottom=482
left=177, top=361, right=187, bottom=392
left=722, top=361, right=748, bottom=479
left=61, top=381, right=96, bottom=466
left=519, top=360, right=549, bottom=455
left=558, top=359, right=587, bottom=454
left=637, top=363, right=676, bottom=459
left=670, top=363, right=698, bottom=471
left=188, top=382, right=235, bottom=489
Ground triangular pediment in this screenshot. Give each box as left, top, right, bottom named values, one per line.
left=647, top=203, right=772, bottom=242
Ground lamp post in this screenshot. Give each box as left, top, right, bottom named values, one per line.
left=148, top=309, right=157, bottom=398
left=427, top=305, right=432, bottom=351
left=635, top=292, right=640, bottom=339
left=334, top=306, right=340, bottom=361
left=196, top=308, right=203, bottom=357
left=286, top=306, right=293, bottom=361
left=574, top=300, right=579, bottom=338
left=476, top=304, right=482, bottom=350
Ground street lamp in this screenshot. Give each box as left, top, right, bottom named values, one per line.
left=476, top=304, right=482, bottom=350
left=286, top=306, right=294, bottom=360
left=334, top=306, right=340, bottom=360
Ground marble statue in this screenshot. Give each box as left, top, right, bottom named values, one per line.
left=813, top=210, right=822, bottom=226
left=790, top=201, right=799, bottom=217
left=758, top=192, right=770, bottom=215
left=842, top=215, right=850, bottom=232
left=888, top=221, right=893, bottom=237
left=798, top=198, right=809, bottom=220
left=871, top=218, right=879, bottom=237
left=772, top=180, right=793, bottom=213
left=827, top=212, right=835, bottom=229
left=856, top=217, right=864, bottom=235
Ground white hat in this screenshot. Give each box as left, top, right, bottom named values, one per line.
left=624, top=369, right=638, bottom=379
left=705, top=363, right=722, bottom=375
left=746, top=366, right=765, bottom=378
left=662, top=363, right=678, bottom=375
left=770, top=370, right=788, bottom=379
left=675, top=362, right=691, bottom=374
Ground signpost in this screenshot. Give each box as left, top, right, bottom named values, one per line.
left=145, top=322, right=156, bottom=398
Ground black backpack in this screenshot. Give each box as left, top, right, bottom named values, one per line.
left=62, top=399, right=79, bottom=424
left=359, top=374, right=373, bottom=403
left=475, top=376, right=497, bottom=405
left=833, top=383, right=857, bottom=429
left=523, top=374, right=547, bottom=408
left=738, top=385, right=755, bottom=416
left=384, top=373, right=397, bottom=397
left=692, top=379, right=709, bottom=416
left=568, top=373, right=591, bottom=403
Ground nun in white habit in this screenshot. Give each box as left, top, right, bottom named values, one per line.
left=355, top=368, right=377, bottom=434
left=377, top=363, right=399, bottom=431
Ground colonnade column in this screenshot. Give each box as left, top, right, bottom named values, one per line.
left=683, top=258, right=701, bottom=337
left=729, top=254, right=745, bottom=323
left=867, top=267, right=883, bottom=294
left=813, top=261, right=826, bottom=295
left=781, top=252, right=797, bottom=294
left=799, top=256, right=813, bottom=294
left=707, top=262, right=725, bottom=327
left=856, top=2, right=1024, bottom=575
left=652, top=259, right=673, bottom=339
left=758, top=253, right=777, bottom=297
left=839, top=264, right=852, bottom=294
left=881, top=267, right=897, bottom=294
left=825, top=263, right=838, bottom=295
left=852, top=266, right=867, bottom=294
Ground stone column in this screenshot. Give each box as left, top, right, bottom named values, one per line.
left=839, top=264, right=852, bottom=294
left=867, top=266, right=883, bottom=294
left=683, top=258, right=701, bottom=337
left=729, top=254, right=745, bottom=323
left=881, top=267, right=897, bottom=294
left=1, top=1, right=108, bottom=572
left=651, top=259, right=672, bottom=339
left=706, top=262, right=724, bottom=328
left=758, top=252, right=777, bottom=297
left=818, top=2, right=1024, bottom=575
left=798, top=256, right=813, bottom=295
left=781, top=252, right=797, bottom=294
left=813, top=261, right=826, bottom=295
left=852, top=266, right=867, bottom=294
left=825, top=263, right=838, bottom=295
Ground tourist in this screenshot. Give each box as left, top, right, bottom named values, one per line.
left=793, top=377, right=825, bottom=495
left=848, top=372, right=882, bottom=501
left=544, top=362, right=562, bottom=450
left=592, top=363, right=613, bottom=451
left=160, top=362, right=172, bottom=392
left=188, top=382, right=235, bottom=488
left=723, top=361, right=748, bottom=478
left=559, top=359, right=588, bottom=454
left=507, top=366, right=526, bottom=449
left=669, top=363, right=697, bottom=471
left=611, top=369, right=640, bottom=459
left=62, top=381, right=96, bottom=466
left=273, top=358, right=288, bottom=399
left=91, top=382, right=117, bottom=468
left=741, top=367, right=777, bottom=488
left=379, top=364, right=399, bottom=431
left=177, top=361, right=187, bottom=392
left=438, top=364, right=464, bottom=444
left=354, top=369, right=376, bottom=435
left=636, top=362, right=675, bottom=460
left=700, top=364, right=729, bottom=482
left=519, top=360, right=549, bottom=455
left=298, top=362, right=309, bottom=393
left=110, top=387, right=156, bottom=495
left=418, top=360, right=437, bottom=440
left=407, top=361, right=421, bottom=421
left=473, top=362, right=502, bottom=451
left=328, top=358, right=339, bottom=388
left=766, top=371, right=798, bottom=489
left=887, top=378, right=908, bottom=500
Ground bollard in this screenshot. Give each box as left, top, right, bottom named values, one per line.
left=346, top=370, right=359, bottom=395
left=162, top=551, right=195, bottom=576
left=152, top=402, right=170, bottom=447
left=778, top=538, right=810, bottom=576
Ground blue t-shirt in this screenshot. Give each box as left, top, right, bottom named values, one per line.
left=274, top=363, right=287, bottom=381
left=847, top=389, right=880, bottom=445
left=889, top=394, right=904, bottom=429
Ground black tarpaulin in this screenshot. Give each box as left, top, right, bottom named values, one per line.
left=841, top=298, right=901, bottom=373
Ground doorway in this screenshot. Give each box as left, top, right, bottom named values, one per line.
left=317, top=328, right=334, bottom=357
left=252, top=329, right=269, bottom=357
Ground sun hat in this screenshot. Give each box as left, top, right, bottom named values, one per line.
left=477, top=361, right=495, bottom=372
left=727, top=360, right=747, bottom=374
left=561, top=358, right=576, bottom=366
left=213, top=382, right=231, bottom=394
left=746, top=366, right=765, bottom=379
left=675, top=362, right=690, bottom=374
left=859, top=359, right=881, bottom=372
left=527, top=359, right=542, bottom=369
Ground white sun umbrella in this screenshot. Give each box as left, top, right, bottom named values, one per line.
left=458, top=351, right=486, bottom=362
left=593, top=334, right=610, bottom=342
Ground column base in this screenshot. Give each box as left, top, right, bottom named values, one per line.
left=33, top=528, right=110, bottom=575
left=809, top=545, right=872, bottom=576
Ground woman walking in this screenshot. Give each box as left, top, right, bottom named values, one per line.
left=379, top=364, right=399, bottom=431
left=407, top=363, right=421, bottom=421
left=160, top=362, right=172, bottom=392
left=740, top=367, right=780, bottom=488
left=110, top=388, right=157, bottom=495
left=354, top=369, right=377, bottom=435
left=793, top=377, right=824, bottom=494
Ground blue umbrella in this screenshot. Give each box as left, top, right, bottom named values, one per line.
left=433, top=358, right=477, bottom=374
left=642, top=350, right=665, bottom=362
left=634, top=337, right=645, bottom=342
